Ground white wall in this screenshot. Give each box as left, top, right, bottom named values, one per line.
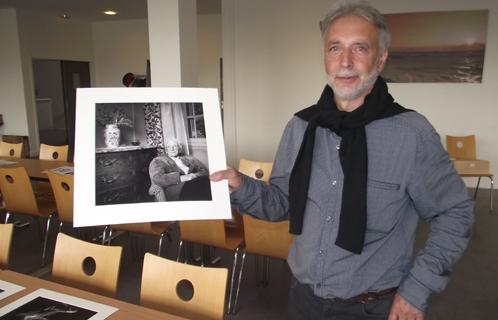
left=92, top=19, right=150, bottom=87
left=198, top=14, right=222, bottom=90
left=222, top=0, right=498, bottom=187
left=0, top=9, right=29, bottom=138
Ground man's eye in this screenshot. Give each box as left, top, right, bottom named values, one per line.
left=354, top=45, right=369, bottom=54
left=328, top=46, right=341, bottom=53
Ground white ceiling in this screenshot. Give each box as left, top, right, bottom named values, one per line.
left=0, top=0, right=220, bottom=21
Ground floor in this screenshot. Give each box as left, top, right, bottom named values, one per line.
left=4, top=188, right=498, bottom=319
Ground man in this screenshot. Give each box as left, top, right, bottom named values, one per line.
left=149, top=139, right=211, bottom=201
left=211, top=2, right=473, bottom=320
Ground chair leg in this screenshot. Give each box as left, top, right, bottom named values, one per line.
left=41, top=214, right=54, bottom=266
left=262, top=256, right=270, bottom=287
left=227, top=246, right=241, bottom=315
left=4, top=212, right=10, bottom=223
left=158, top=232, right=165, bottom=257
left=101, top=226, right=109, bottom=245
left=177, top=240, right=184, bottom=262
left=489, top=175, right=494, bottom=212
left=232, top=250, right=246, bottom=315
left=473, top=177, right=482, bottom=199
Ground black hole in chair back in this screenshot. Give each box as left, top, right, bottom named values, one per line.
left=176, top=279, right=194, bottom=301
left=52, top=151, right=59, bottom=159
left=61, top=182, right=70, bottom=191
left=5, top=175, right=14, bottom=184
left=255, top=169, right=264, bottom=179
left=9, top=149, right=14, bottom=156
left=82, top=257, right=96, bottom=276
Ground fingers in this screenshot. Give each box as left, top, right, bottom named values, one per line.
left=209, top=167, right=243, bottom=191
left=388, top=294, right=424, bottom=320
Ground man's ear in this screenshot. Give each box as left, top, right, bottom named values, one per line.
left=377, top=49, right=388, bottom=72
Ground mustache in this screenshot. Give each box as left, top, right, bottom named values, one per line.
left=330, top=70, right=359, bottom=78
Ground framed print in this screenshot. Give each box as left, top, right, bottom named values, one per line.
left=0, top=280, right=24, bottom=301
left=74, top=88, right=231, bottom=227
left=0, top=289, right=117, bottom=319
left=381, top=10, right=488, bottom=83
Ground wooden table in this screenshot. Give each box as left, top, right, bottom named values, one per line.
left=0, top=157, right=73, bottom=180
left=0, top=270, right=187, bottom=319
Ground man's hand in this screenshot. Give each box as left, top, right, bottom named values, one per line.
left=209, top=167, right=243, bottom=192
left=388, top=294, right=424, bottom=320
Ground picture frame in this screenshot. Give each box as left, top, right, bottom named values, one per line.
left=74, top=87, right=231, bottom=227
left=0, top=289, right=117, bottom=320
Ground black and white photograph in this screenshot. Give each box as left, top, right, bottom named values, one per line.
left=0, top=289, right=116, bottom=320
left=95, top=102, right=212, bottom=206
left=74, top=88, right=231, bottom=227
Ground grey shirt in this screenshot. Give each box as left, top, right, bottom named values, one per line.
left=231, top=111, right=474, bottom=312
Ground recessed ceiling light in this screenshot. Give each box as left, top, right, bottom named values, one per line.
left=60, top=13, right=70, bottom=19
left=103, top=10, right=117, bottom=16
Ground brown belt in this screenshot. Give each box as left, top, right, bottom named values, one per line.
left=333, top=287, right=398, bottom=304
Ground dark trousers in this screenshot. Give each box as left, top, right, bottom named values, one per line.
left=288, top=278, right=395, bottom=320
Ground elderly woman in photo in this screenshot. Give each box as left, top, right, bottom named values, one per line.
left=149, top=139, right=211, bottom=201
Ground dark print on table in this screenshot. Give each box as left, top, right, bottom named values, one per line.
left=381, top=10, right=488, bottom=83
left=95, top=102, right=212, bottom=205
left=0, top=289, right=116, bottom=320
left=75, top=88, right=230, bottom=227
left=0, top=297, right=96, bottom=320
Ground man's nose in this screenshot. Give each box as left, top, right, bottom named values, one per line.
left=340, top=49, right=353, bottom=68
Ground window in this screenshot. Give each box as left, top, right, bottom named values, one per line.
left=185, top=103, right=206, bottom=139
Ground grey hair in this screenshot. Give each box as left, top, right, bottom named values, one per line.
left=320, top=1, right=391, bottom=52
left=165, top=138, right=184, bottom=154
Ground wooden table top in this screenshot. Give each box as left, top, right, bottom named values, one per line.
left=0, top=270, right=187, bottom=320
left=0, top=157, right=73, bottom=180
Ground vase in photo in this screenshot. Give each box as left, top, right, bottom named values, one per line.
left=104, top=124, right=120, bottom=148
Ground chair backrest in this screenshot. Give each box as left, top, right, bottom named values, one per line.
left=52, top=233, right=122, bottom=297
left=0, top=223, right=14, bottom=269
left=179, top=220, right=226, bottom=248
left=0, top=141, right=23, bottom=158
left=47, top=171, right=73, bottom=223
left=446, top=135, right=476, bottom=160
left=238, top=158, right=273, bottom=183
left=0, top=166, right=40, bottom=215
left=141, top=253, right=228, bottom=320
left=243, top=215, right=293, bottom=260
left=39, top=144, right=69, bottom=161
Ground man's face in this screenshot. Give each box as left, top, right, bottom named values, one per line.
left=323, top=14, right=388, bottom=103
left=165, top=142, right=179, bottom=157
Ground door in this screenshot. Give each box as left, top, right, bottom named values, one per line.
left=61, top=61, right=91, bottom=161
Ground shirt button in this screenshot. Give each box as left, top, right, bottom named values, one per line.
left=336, top=144, right=340, bottom=150
left=332, top=180, right=337, bottom=186
left=319, top=250, right=324, bottom=255
left=326, top=216, right=332, bottom=222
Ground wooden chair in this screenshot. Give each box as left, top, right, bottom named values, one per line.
left=232, top=158, right=293, bottom=312
left=0, top=166, right=57, bottom=265
left=0, top=141, right=23, bottom=158
left=52, top=232, right=122, bottom=298
left=47, top=171, right=73, bottom=231
left=103, top=221, right=176, bottom=257
left=177, top=219, right=244, bottom=314
left=446, top=135, right=494, bottom=211
left=141, top=253, right=228, bottom=320
left=39, top=143, right=69, bottom=161
left=0, top=223, right=14, bottom=269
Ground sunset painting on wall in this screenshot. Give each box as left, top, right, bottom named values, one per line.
left=381, top=10, right=488, bottom=83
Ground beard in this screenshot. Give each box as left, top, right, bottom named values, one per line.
left=327, top=67, right=380, bottom=101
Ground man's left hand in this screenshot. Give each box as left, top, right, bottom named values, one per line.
left=388, top=294, right=424, bottom=320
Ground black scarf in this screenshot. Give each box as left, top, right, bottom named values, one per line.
left=289, top=77, right=410, bottom=254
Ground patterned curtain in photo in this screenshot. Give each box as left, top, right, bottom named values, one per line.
left=144, top=103, right=164, bottom=155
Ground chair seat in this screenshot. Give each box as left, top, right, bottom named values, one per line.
left=114, top=221, right=176, bottom=236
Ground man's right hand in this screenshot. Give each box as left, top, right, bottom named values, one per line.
left=209, top=167, right=243, bottom=192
